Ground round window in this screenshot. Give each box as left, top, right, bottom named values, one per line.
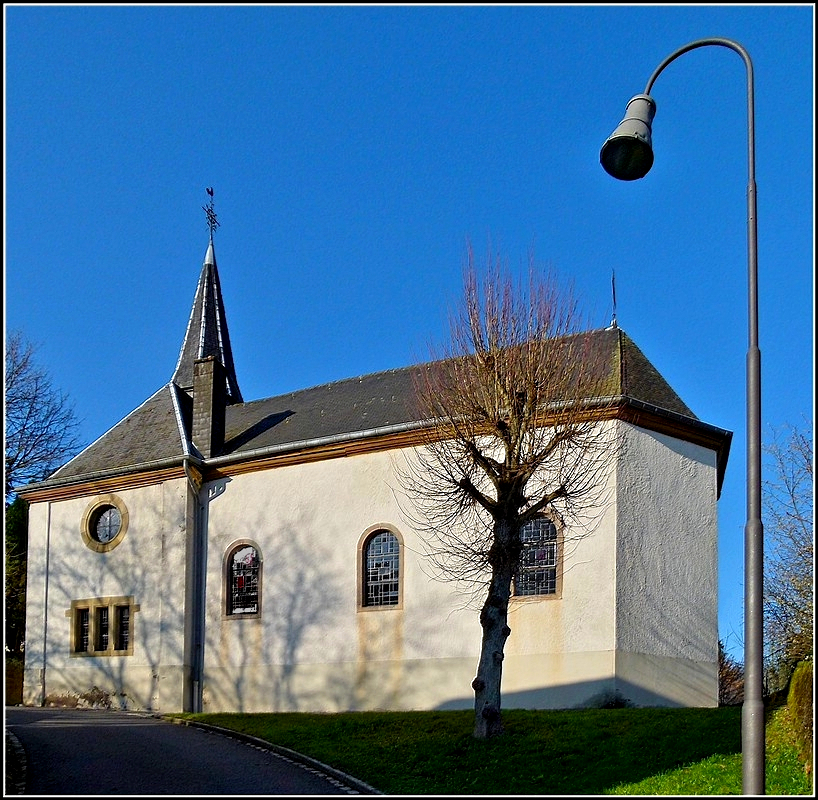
left=91, top=505, right=122, bottom=543
left=81, top=495, right=129, bottom=552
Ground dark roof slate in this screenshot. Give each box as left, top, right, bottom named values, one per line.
left=42, top=324, right=712, bottom=490
left=49, top=385, right=188, bottom=481
left=222, top=367, right=421, bottom=456
left=613, top=328, right=695, bottom=418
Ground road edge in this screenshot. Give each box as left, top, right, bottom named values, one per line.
left=5, top=728, right=27, bottom=795
left=168, top=716, right=382, bottom=795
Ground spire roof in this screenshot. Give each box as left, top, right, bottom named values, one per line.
left=171, top=239, right=243, bottom=403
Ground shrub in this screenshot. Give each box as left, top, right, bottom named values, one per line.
left=719, top=640, right=744, bottom=705
left=787, top=659, right=813, bottom=773
left=582, top=689, right=634, bottom=709
left=4, top=657, right=24, bottom=705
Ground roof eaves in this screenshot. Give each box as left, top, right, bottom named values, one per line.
left=15, top=455, right=202, bottom=497
left=615, top=395, right=733, bottom=498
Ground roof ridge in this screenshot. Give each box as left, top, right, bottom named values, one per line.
left=617, top=326, right=628, bottom=395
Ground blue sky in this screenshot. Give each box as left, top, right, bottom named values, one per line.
left=5, top=4, right=814, bottom=661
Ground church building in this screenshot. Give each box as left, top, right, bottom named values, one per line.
left=19, top=227, right=732, bottom=714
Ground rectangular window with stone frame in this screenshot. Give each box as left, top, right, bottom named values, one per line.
left=68, top=596, right=139, bottom=656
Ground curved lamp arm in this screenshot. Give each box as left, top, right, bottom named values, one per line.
left=645, top=40, right=757, bottom=313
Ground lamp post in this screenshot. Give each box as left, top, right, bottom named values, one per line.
left=599, top=39, right=764, bottom=794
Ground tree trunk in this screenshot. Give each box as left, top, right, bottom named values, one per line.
left=472, top=519, right=515, bottom=739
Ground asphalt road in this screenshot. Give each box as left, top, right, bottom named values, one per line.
left=5, top=707, right=376, bottom=795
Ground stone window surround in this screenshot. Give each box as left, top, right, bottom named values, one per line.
left=511, top=514, right=564, bottom=601
left=80, top=494, right=129, bottom=553
left=67, top=596, right=139, bottom=657
left=357, top=524, right=404, bottom=612
left=222, top=539, right=263, bottom=620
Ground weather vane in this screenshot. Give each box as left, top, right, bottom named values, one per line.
left=203, top=186, right=219, bottom=240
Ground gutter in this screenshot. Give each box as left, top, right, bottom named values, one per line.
left=206, top=417, right=436, bottom=467
left=15, top=455, right=205, bottom=496
left=15, top=394, right=731, bottom=496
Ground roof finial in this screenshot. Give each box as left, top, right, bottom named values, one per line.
left=203, top=187, right=219, bottom=241
left=610, top=268, right=619, bottom=329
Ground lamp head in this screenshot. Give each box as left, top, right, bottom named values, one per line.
left=600, top=94, right=656, bottom=181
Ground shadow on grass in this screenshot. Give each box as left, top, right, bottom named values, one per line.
left=179, top=706, right=743, bottom=795
left=490, top=707, right=742, bottom=795
left=385, top=707, right=743, bottom=795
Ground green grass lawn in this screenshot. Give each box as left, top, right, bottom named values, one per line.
left=170, top=704, right=811, bottom=794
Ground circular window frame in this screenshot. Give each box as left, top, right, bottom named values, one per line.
left=81, top=495, right=129, bottom=553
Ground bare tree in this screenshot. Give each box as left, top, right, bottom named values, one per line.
left=763, top=419, right=813, bottom=684
left=5, top=330, right=81, bottom=501
left=5, top=331, right=81, bottom=661
left=718, top=640, right=744, bottom=706
left=400, top=246, right=616, bottom=738
left=6, top=496, right=28, bottom=659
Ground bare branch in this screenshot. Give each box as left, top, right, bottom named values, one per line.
left=4, top=330, right=82, bottom=501
left=762, top=418, right=813, bottom=677
left=395, top=245, right=617, bottom=737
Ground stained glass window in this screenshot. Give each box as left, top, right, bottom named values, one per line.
left=514, top=518, right=559, bottom=596
left=228, top=544, right=260, bottom=615
left=93, top=506, right=121, bottom=543
left=364, top=530, right=400, bottom=607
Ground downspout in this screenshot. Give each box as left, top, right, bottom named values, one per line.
left=40, top=501, right=53, bottom=706
left=183, top=457, right=205, bottom=713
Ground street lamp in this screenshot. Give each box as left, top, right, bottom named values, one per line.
left=599, top=38, right=764, bottom=794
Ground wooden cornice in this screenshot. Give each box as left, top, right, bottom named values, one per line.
left=19, top=398, right=730, bottom=503
left=17, top=466, right=188, bottom=504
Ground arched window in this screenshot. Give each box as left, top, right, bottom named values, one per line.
left=225, top=542, right=262, bottom=617
left=362, top=529, right=400, bottom=607
left=514, top=517, right=559, bottom=596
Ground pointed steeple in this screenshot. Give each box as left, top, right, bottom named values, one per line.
left=172, top=205, right=242, bottom=404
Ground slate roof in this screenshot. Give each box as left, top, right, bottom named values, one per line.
left=220, top=326, right=697, bottom=456
left=46, top=384, right=192, bottom=482
left=23, top=238, right=730, bottom=495
left=39, top=324, right=726, bottom=484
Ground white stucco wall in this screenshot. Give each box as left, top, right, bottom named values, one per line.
left=199, top=423, right=626, bottom=713
left=23, top=479, right=191, bottom=710
left=200, top=449, right=480, bottom=712
left=22, top=418, right=720, bottom=713
left=613, top=423, right=720, bottom=706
